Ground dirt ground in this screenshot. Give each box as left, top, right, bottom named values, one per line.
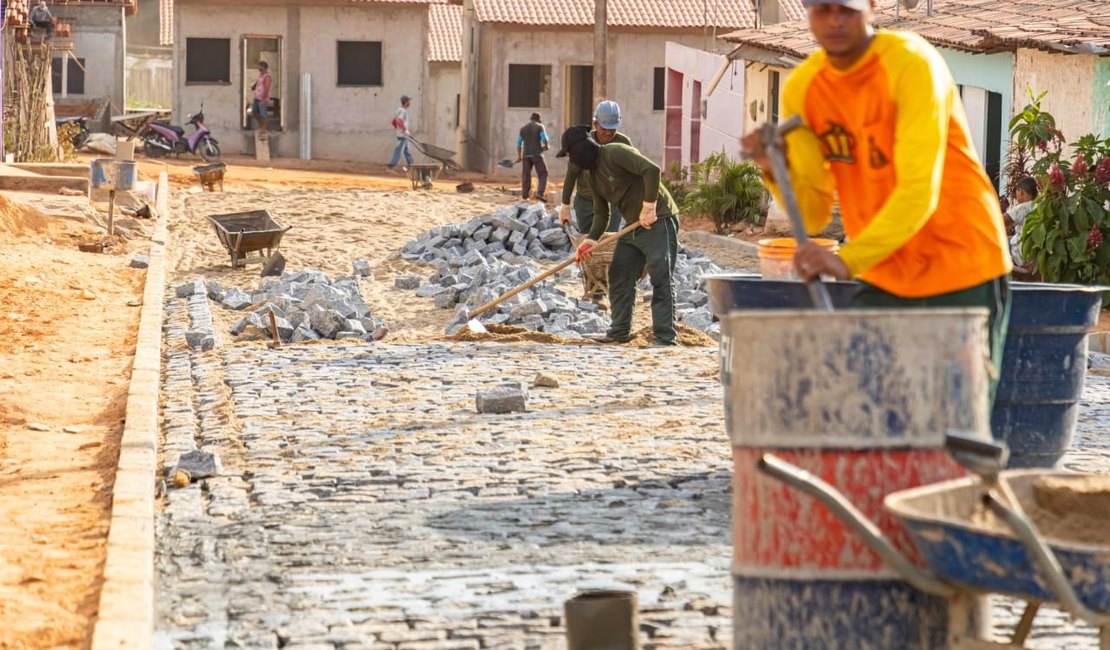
left=1, top=153, right=750, bottom=649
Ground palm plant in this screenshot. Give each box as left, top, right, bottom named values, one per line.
left=682, top=151, right=768, bottom=233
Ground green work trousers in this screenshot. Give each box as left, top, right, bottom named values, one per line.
left=574, top=193, right=622, bottom=235
left=607, top=216, right=679, bottom=344
left=852, top=275, right=1011, bottom=403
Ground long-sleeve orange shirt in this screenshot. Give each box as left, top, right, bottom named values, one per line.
left=770, top=30, right=1011, bottom=297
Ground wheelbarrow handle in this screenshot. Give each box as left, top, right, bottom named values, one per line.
left=757, top=453, right=954, bottom=598
left=984, top=491, right=1110, bottom=627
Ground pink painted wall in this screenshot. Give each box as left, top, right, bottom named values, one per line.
left=663, top=41, right=746, bottom=170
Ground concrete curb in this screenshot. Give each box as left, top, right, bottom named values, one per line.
left=89, top=184, right=168, bottom=649
left=682, top=229, right=761, bottom=254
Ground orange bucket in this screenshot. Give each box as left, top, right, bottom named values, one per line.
left=758, top=237, right=839, bottom=280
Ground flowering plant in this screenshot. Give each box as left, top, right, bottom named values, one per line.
left=1012, top=92, right=1110, bottom=283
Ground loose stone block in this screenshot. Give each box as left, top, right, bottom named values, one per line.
left=533, top=373, right=560, bottom=388
left=129, top=254, right=150, bottom=269
left=174, top=449, right=222, bottom=479
left=476, top=383, right=528, bottom=414
left=175, top=279, right=205, bottom=298
left=395, top=275, right=422, bottom=290
left=353, top=260, right=373, bottom=277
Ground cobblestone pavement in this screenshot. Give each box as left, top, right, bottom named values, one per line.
left=154, top=294, right=1109, bottom=649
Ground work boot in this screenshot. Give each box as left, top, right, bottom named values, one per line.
left=592, top=333, right=631, bottom=344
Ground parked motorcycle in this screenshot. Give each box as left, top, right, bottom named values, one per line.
left=142, top=106, right=220, bottom=162
left=55, top=116, right=90, bottom=151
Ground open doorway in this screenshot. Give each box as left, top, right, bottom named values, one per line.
left=241, top=35, right=282, bottom=130
left=565, top=65, right=593, bottom=128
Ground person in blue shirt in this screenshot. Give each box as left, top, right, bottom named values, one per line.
left=516, top=113, right=550, bottom=201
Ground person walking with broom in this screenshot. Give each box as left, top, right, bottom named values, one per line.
left=558, top=125, right=681, bottom=347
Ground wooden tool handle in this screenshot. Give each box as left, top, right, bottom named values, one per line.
left=468, top=220, right=641, bottom=320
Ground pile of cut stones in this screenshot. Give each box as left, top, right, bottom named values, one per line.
left=175, top=265, right=387, bottom=348
left=396, top=203, right=728, bottom=339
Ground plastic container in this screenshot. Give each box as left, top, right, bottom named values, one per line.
left=757, top=237, right=839, bottom=279
left=722, top=308, right=993, bottom=648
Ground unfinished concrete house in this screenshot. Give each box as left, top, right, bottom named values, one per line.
left=427, top=1, right=462, bottom=152
left=456, top=0, right=804, bottom=174
left=169, top=0, right=440, bottom=161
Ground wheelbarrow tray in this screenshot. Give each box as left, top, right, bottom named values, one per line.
left=206, top=210, right=291, bottom=268
left=406, top=137, right=461, bottom=170
left=885, top=470, right=1110, bottom=612
left=193, top=162, right=227, bottom=191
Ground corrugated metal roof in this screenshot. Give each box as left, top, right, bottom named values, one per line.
left=721, top=0, right=1110, bottom=60
left=429, top=2, right=462, bottom=62
left=472, top=0, right=805, bottom=30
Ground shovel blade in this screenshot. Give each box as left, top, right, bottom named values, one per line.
left=497, top=159, right=514, bottom=169
left=466, top=318, right=488, bottom=334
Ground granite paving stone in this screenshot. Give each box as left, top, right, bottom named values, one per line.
left=154, top=293, right=1109, bottom=649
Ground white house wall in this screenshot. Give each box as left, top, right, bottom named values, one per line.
left=427, top=62, right=461, bottom=152
left=1014, top=49, right=1099, bottom=142
left=54, top=7, right=126, bottom=112
left=175, top=1, right=428, bottom=161
left=663, top=41, right=745, bottom=169
left=474, top=25, right=725, bottom=178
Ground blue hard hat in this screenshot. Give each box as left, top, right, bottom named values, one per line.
left=593, top=100, right=622, bottom=130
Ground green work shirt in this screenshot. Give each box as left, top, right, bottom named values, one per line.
left=585, top=143, right=679, bottom=241
left=561, top=130, right=633, bottom=205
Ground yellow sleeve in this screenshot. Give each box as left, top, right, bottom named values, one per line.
left=837, top=43, right=951, bottom=276
left=764, top=60, right=836, bottom=235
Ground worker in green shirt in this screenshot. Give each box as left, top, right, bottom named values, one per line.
left=558, top=100, right=632, bottom=235
left=557, top=125, right=681, bottom=346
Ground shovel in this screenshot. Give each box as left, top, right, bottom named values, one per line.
left=497, top=159, right=519, bottom=169
left=465, top=220, right=641, bottom=333
left=746, top=115, right=834, bottom=311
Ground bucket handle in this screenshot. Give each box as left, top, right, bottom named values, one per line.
left=757, top=453, right=954, bottom=598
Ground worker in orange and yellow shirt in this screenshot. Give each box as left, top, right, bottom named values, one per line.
left=741, top=0, right=1013, bottom=378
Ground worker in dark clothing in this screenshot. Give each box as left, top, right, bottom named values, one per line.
left=557, top=125, right=681, bottom=346
left=517, top=113, right=549, bottom=201
left=558, top=100, right=632, bottom=235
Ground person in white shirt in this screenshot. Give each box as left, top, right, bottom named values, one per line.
left=1004, top=176, right=1038, bottom=269
left=387, top=95, right=414, bottom=172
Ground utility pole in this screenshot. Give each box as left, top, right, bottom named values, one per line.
left=592, top=0, right=607, bottom=104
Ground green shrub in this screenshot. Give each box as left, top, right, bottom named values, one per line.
left=662, top=161, right=691, bottom=208
left=1011, top=90, right=1110, bottom=284
left=681, top=151, right=768, bottom=233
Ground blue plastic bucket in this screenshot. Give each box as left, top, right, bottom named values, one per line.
left=703, top=275, right=1106, bottom=469
left=993, top=283, right=1104, bottom=467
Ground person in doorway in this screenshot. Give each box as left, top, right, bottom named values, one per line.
left=30, top=0, right=54, bottom=38
left=1004, top=176, right=1038, bottom=272
left=387, top=95, right=414, bottom=173
left=559, top=100, right=633, bottom=236
left=251, top=61, right=272, bottom=133
left=517, top=113, right=549, bottom=201
left=740, top=0, right=1012, bottom=385
left=558, top=125, right=682, bottom=347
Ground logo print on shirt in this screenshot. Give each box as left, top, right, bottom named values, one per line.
left=818, top=122, right=856, bottom=163
left=868, top=135, right=890, bottom=169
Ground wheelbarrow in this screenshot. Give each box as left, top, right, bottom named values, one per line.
left=406, top=162, right=442, bottom=191
left=206, top=210, right=291, bottom=269
left=406, top=136, right=461, bottom=171
left=757, top=451, right=1110, bottom=648
left=193, top=162, right=227, bottom=192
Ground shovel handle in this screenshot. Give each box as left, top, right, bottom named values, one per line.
left=468, top=220, right=641, bottom=320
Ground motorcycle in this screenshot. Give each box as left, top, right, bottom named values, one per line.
left=142, top=106, right=220, bottom=162
left=54, top=116, right=89, bottom=151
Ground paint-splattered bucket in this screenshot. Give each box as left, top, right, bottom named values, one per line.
left=721, top=308, right=993, bottom=648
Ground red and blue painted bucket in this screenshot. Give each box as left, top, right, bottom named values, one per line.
left=720, top=308, right=993, bottom=648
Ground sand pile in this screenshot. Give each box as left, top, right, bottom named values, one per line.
left=0, top=194, right=49, bottom=236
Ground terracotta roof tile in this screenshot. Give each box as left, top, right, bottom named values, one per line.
left=429, top=2, right=462, bottom=62
left=472, top=0, right=805, bottom=29
left=722, top=0, right=1110, bottom=59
